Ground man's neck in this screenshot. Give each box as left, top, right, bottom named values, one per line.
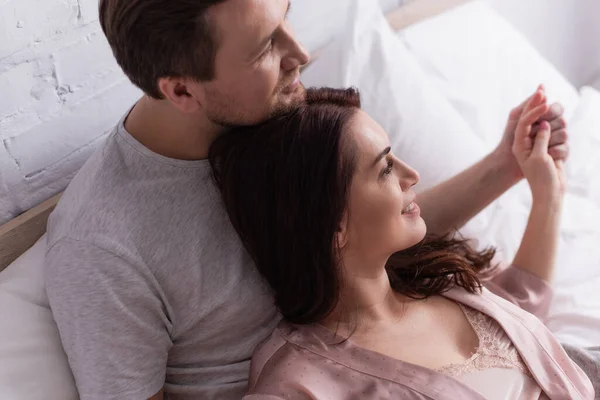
left=124, top=96, right=225, bottom=161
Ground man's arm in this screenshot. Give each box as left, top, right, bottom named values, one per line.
left=417, top=150, right=519, bottom=236
left=418, top=90, right=568, bottom=235
left=46, top=237, right=170, bottom=400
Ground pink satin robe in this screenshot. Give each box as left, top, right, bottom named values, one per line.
left=244, top=267, right=595, bottom=399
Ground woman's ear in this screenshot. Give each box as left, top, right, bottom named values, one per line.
left=336, top=213, right=349, bottom=250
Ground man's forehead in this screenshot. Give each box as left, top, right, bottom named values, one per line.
left=210, top=0, right=288, bottom=41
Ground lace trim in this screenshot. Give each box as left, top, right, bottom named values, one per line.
left=437, top=305, right=532, bottom=377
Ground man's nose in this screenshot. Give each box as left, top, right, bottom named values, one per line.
left=280, top=25, right=310, bottom=71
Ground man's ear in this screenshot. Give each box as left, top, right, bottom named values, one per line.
left=157, top=77, right=204, bottom=113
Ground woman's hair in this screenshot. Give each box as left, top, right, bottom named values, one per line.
left=209, top=87, right=495, bottom=325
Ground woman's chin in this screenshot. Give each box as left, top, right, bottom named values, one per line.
left=391, top=221, right=428, bottom=253
left=409, top=216, right=428, bottom=240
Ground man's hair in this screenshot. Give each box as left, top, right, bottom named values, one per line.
left=99, top=0, right=228, bottom=99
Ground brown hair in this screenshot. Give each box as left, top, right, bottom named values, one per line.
left=210, top=87, right=495, bottom=325
left=99, top=0, right=227, bottom=99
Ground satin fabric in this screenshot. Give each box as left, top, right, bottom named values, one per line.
left=245, top=267, right=595, bottom=399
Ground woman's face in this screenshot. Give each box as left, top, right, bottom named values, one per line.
left=341, top=110, right=427, bottom=266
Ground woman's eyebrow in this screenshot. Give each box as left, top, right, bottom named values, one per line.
left=373, top=146, right=391, bottom=166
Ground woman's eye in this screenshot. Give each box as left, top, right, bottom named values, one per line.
left=382, top=160, right=394, bottom=177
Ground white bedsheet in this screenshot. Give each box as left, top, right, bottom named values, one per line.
left=546, top=87, right=600, bottom=348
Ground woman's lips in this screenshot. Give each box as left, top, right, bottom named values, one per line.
left=401, top=201, right=420, bottom=217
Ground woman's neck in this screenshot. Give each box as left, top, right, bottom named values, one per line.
left=321, top=260, right=414, bottom=332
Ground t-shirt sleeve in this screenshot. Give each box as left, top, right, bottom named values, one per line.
left=482, top=264, right=553, bottom=320
left=46, top=237, right=171, bottom=400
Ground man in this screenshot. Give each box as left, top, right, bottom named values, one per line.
left=45, top=0, right=568, bottom=399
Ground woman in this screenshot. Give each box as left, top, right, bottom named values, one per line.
left=209, top=87, right=594, bottom=399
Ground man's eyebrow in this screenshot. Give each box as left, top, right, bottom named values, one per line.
left=373, top=146, right=391, bottom=166
left=253, top=1, right=292, bottom=56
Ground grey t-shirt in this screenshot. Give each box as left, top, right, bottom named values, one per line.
left=45, top=115, right=279, bottom=400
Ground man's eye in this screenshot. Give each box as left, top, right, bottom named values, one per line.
left=258, top=39, right=274, bottom=60
left=264, top=40, right=274, bottom=53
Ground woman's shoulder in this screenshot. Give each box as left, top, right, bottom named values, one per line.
left=246, top=321, right=336, bottom=397
left=247, top=321, right=293, bottom=384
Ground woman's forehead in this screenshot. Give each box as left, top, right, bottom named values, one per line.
left=349, top=111, right=390, bottom=159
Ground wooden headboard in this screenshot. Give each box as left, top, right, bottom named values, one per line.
left=0, top=0, right=470, bottom=272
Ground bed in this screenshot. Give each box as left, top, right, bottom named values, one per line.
left=2, top=0, right=600, bottom=398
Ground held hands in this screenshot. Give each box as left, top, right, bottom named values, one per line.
left=512, top=87, right=566, bottom=204
left=497, top=85, right=569, bottom=182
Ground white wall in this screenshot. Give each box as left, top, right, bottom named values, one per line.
left=486, top=0, right=600, bottom=88
left=0, top=0, right=141, bottom=223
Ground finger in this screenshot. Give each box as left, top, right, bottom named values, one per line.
left=548, top=129, right=568, bottom=147
left=530, top=116, right=567, bottom=136
left=515, top=104, right=548, bottom=151
left=521, top=103, right=550, bottom=128
left=510, top=86, right=547, bottom=121
left=533, top=121, right=551, bottom=155
left=554, top=116, right=567, bottom=130
left=548, top=143, right=569, bottom=160
left=525, top=90, right=546, bottom=111
left=555, top=159, right=565, bottom=175
left=509, top=92, right=536, bottom=120
left=539, top=102, right=565, bottom=122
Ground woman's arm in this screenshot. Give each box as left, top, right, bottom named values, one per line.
left=510, top=88, right=566, bottom=283
left=512, top=195, right=562, bottom=282
left=417, top=151, right=520, bottom=236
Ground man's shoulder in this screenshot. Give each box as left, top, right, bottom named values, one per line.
left=47, top=128, right=219, bottom=251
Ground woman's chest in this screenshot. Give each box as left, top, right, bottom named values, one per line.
left=351, top=298, right=480, bottom=370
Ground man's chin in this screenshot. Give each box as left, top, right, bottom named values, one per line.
left=282, top=84, right=307, bottom=107
left=213, top=86, right=307, bottom=127
left=267, top=85, right=306, bottom=118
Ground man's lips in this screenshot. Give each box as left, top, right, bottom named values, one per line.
left=282, top=75, right=300, bottom=94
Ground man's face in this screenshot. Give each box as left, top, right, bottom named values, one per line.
left=194, top=0, right=310, bottom=127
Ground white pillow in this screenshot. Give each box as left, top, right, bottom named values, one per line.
left=564, top=86, right=600, bottom=204
left=0, top=235, right=78, bottom=400
left=400, top=1, right=580, bottom=149
left=301, top=0, right=487, bottom=192
left=289, top=0, right=401, bottom=53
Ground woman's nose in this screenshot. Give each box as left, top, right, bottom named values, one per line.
left=399, top=163, right=420, bottom=191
